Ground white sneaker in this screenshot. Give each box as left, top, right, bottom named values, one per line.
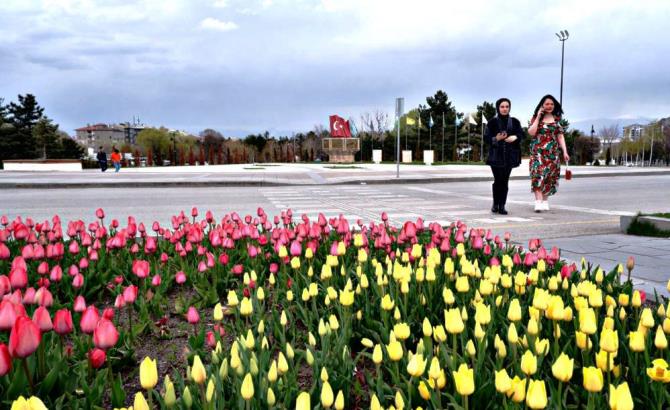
left=542, top=200, right=550, bottom=211
left=534, top=200, right=542, bottom=212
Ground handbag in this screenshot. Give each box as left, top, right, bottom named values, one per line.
left=565, top=161, right=572, bottom=181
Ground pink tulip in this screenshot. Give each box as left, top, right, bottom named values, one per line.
left=95, top=208, right=105, bottom=219
left=93, top=318, right=119, bottom=350
left=23, top=287, right=36, bottom=305
left=73, top=295, right=86, bottom=312
left=72, top=274, right=84, bottom=289
left=131, top=259, right=150, bottom=278
left=34, top=287, right=53, bottom=307
left=102, top=308, right=115, bottom=320
left=32, top=306, right=53, bottom=332
left=0, top=300, right=18, bottom=331
left=50, top=265, right=63, bottom=282
left=0, top=243, right=9, bottom=260
left=151, top=274, right=161, bottom=287
left=114, top=294, right=126, bottom=309
left=80, top=306, right=100, bottom=334
left=8, top=316, right=41, bottom=358
left=123, top=285, right=138, bottom=304
left=175, top=271, right=187, bottom=284
left=9, top=267, right=27, bottom=290
left=53, top=309, right=73, bottom=335
left=186, top=307, right=200, bottom=324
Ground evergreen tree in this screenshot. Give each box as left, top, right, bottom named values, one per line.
left=6, top=94, right=45, bottom=159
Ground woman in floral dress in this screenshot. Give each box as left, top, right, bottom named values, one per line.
left=528, top=95, right=570, bottom=212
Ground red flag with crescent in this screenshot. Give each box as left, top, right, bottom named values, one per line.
left=329, top=115, right=352, bottom=138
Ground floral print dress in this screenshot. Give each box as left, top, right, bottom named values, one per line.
left=529, top=117, right=562, bottom=196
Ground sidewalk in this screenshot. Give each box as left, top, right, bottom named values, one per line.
left=544, top=234, right=670, bottom=299
left=2, top=161, right=669, bottom=188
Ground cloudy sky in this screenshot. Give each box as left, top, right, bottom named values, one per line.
left=1, top=0, right=669, bottom=136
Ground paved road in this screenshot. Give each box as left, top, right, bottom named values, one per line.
left=2, top=175, right=668, bottom=240
left=3, top=174, right=669, bottom=296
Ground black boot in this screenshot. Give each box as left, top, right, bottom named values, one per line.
left=491, top=184, right=499, bottom=213
left=498, top=187, right=509, bottom=215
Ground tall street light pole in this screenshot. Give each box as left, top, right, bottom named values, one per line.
left=556, top=30, right=569, bottom=106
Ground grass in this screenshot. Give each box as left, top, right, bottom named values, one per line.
left=627, top=214, right=670, bottom=238
left=648, top=212, right=670, bottom=219
left=243, top=167, right=265, bottom=170
left=323, top=165, right=363, bottom=169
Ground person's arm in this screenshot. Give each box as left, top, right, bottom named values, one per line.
left=507, top=120, right=525, bottom=145
left=528, top=111, right=543, bottom=137
left=484, top=123, right=495, bottom=145
left=557, top=127, right=570, bottom=162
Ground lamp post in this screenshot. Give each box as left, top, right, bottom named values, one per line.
left=171, top=132, right=177, bottom=166
left=591, top=125, right=595, bottom=163
left=555, top=30, right=569, bottom=106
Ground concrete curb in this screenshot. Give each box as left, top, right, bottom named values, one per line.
left=620, top=215, right=670, bottom=233
left=1, top=169, right=669, bottom=189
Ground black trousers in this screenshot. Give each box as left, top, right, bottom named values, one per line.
left=99, top=160, right=108, bottom=172
left=490, top=166, right=512, bottom=207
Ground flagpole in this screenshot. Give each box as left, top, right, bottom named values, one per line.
left=417, top=117, right=420, bottom=162
left=441, top=112, right=445, bottom=163
left=480, top=120, right=484, bottom=162
left=454, top=118, right=458, bottom=162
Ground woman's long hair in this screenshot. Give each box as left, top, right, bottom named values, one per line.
left=533, top=94, right=563, bottom=118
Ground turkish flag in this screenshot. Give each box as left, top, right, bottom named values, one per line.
left=329, top=115, right=352, bottom=138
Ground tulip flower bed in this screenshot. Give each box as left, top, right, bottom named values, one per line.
left=0, top=208, right=669, bottom=410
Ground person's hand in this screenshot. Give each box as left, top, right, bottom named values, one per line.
left=563, top=152, right=570, bottom=163
left=504, top=135, right=517, bottom=143
left=495, top=132, right=507, bottom=141
left=536, top=109, right=544, bottom=121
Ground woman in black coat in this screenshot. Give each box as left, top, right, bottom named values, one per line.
left=483, top=98, right=525, bottom=214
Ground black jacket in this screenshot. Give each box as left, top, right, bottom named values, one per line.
left=96, top=151, right=107, bottom=162
left=484, top=117, right=525, bottom=168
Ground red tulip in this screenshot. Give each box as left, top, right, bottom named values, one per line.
left=95, top=208, right=105, bottom=219
left=0, top=343, right=11, bottom=376
left=23, top=287, right=36, bottom=305
left=53, top=308, right=73, bottom=335
left=34, top=287, right=53, bottom=307
left=186, top=307, right=200, bottom=324
left=80, top=306, right=100, bottom=334
left=93, top=318, right=119, bottom=350
left=8, top=316, right=41, bottom=358
left=32, top=306, right=53, bottom=332
left=88, top=348, right=106, bottom=369
left=0, top=275, right=11, bottom=296
left=102, top=308, right=115, bottom=320
left=205, top=331, right=216, bottom=348
left=151, top=274, right=161, bottom=287
left=0, top=243, right=10, bottom=260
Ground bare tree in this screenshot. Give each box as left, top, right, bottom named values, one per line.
left=599, top=124, right=620, bottom=148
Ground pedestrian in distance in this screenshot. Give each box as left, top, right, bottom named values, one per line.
left=484, top=98, right=525, bottom=215
left=111, top=148, right=122, bottom=173
left=96, top=146, right=107, bottom=172
left=527, top=94, right=570, bottom=212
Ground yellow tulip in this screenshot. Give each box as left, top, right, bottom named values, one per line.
left=240, top=297, right=253, bottom=316
left=583, top=367, right=604, bottom=392
left=526, top=380, right=547, bottom=409
left=321, top=381, right=334, bottom=408
left=452, top=363, right=475, bottom=396
left=428, top=357, right=441, bottom=380
left=139, top=357, right=158, bottom=390
left=296, top=391, right=311, bottom=410
left=393, top=323, right=410, bottom=340
left=339, top=289, right=354, bottom=307
left=576, top=331, right=592, bottom=350
left=422, top=318, right=433, bottom=337
left=632, top=290, right=642, bottom=307
left=507, top=299, right=522, bottom=322
left=418, top=380, right=432, bottom=400
left=599, top=328, right=619, bottom=353
left=133, top=392, right=150, bottom=410
left=241, top=373, right=254, bottom=400
left=595, top=349, right=616, bottom=372
left=506, top=376, right=526, bottom=403
left=386, top=340, right=403, bottom=361
left=455, top=276, right=469, bottom=293
left=445, top=308, right=464, bottom=334
left=628, top=330, right=646, bottom=352
left=495, top=368, right=512, bottom=393
left=466, top=340, right=476, bottom=357
left=164, top=376, right=176, bottom=407
left=640, top=308, right=655, bottom=328
left=527, top=317, right=539, bottom=336
left=381, top=294, right=395, bottom=311
left=334, top=390, right=344, bottom=410
left=475, top=303, right=491, bottom=325
left=579, top=308, right=597, bottom=335
left=521, top=350, right=537, bottom=375
left=278, top=352, right=289, bottom=374
left=191, top=355, right=207, bottom=385
left=552, top=353, right=574, bottom=382
left=655, top=325, right=668, bottom=349
left=406, top=353, right=427, bottom=377
left=609, top=382, right=634, bottom=410
left=10, top=396, right=48, bottom=410
left=508, top=323, right=519, bottom=344
left=646, top=358, right=670, bottom=382
left=372, top=344, right=383, bottom=364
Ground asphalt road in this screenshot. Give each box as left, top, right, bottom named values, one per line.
left=2, top=175, right=668, bottom=243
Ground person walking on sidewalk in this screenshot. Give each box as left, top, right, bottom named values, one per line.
left=96, top=146, right=107, bottom=172
left=110, top=148, right=122, bottom=173
left=484, top=98, right=525, bottom=215
left=528, top=94, right=570, bottom=212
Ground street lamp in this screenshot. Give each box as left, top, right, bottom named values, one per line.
left=555, top=30, right=569, bottom=106
left=591, top=124, right=595, bottom=163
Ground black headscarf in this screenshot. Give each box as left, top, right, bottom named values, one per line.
left=495, top=98, right=512, bottom=133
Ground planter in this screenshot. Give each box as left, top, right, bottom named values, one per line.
left=372, top=149, right=382, bottom=164
left=402, top=150, right=412, bottom=163
left=620, top=214, right=670, bottom=233
left=423, top=150, right=434, bottom=165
